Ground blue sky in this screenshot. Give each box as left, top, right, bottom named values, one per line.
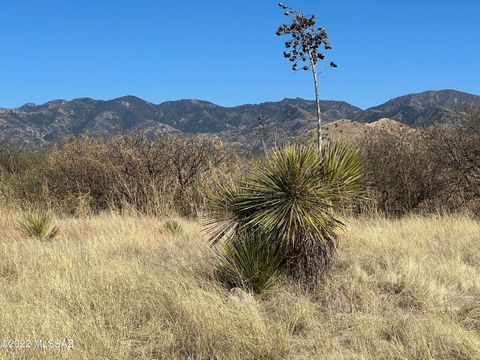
left=0, top=0, right=478, bottom=109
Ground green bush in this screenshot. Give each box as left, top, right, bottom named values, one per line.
left=17, top=212, right=59, bottom=241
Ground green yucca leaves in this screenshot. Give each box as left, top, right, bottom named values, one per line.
left=162, top=219, right=183, bottom=235
left=17, top=212, right=59, bottom=241
left=216, top=231, right=286, bottom=294
left=206, top=143, right=365, bottom=283
left=233, top=145, right=341, bottom=247
left=321, top=142, right=365, bottom=202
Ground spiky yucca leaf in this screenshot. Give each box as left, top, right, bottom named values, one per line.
left=204, top=186, right=244, bottom=245
left=207, top=145, right=361, bottom=246
left=233, top=145, right=342, bottom=248
left=162, top=220, right=183, bottom=235
left=321, top=142, right=365, bottom=202
left=17, top=212, right=59, bottom=241
left=217, top=231, right=286, bottom=294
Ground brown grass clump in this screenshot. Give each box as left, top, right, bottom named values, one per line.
left=0, top=210, right=479, bottom=359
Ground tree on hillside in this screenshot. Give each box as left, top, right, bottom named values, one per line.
left=276, top=3, right=337, bottom=154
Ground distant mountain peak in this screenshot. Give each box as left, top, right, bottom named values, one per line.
left=19, top=102, right=37, bottom=112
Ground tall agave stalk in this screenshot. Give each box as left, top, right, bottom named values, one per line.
left=206, top=143, right=364, bottom=285
left=276, top=3, right=338, bottom=155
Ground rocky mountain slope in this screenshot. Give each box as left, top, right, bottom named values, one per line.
left=355, top=90, right=479, bottom=126
left=0, top=89, right=478, bottom=149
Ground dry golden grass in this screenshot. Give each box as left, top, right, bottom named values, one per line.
left=0, top=210, right=479, bottom=359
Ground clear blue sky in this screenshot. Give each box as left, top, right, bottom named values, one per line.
left=1, top=0, right=478, bottom=109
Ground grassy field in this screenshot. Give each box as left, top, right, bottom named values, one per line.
left=0, top=210, right=479, bottom=359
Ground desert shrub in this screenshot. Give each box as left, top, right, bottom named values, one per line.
left=0, top=147, right=46, bottom=208
left=43, top=137, right=118, bottom=212
left=426, top=107, right=480, bottom=214
left=207, top=143, right=365, bottom=285
left=0, top=145, right=39, bottom=175
left=17, top=212, right=58, bottom=241
left=37, top=133, right=238, bottom=215
left=153, top=134, right=237, bottom=215
left=0, top=133, right=240, bottom=216
left=216, top=231, right=286, bottom=294
left=359, top=128, right=444, bottom=215
left=359, top=108, right=480, bottom=216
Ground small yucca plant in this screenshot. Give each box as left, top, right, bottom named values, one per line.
left=206, top=143, right=365, bottom=284
left=162, top=219, right=183, bottom=235
left=18, top=212, right=59, bottom=241
left=216, top=231, right=286, bottom=294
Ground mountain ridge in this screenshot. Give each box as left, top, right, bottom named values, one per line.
left=1, top=89, right=479, bottom=149
left=9, top=89, right=478, bottom=111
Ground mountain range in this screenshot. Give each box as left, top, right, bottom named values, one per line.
left=0, top=89, right=478, bottom=150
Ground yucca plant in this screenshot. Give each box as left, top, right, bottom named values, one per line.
left=162, top=219, right=183, bottom=235
left=321, top=142, right=365, bottom=202
left=206, top=143, right=364, bottom=284
left=17, top=212, right=59, bottom=241
left=216, top=231, right=286, bottom=294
